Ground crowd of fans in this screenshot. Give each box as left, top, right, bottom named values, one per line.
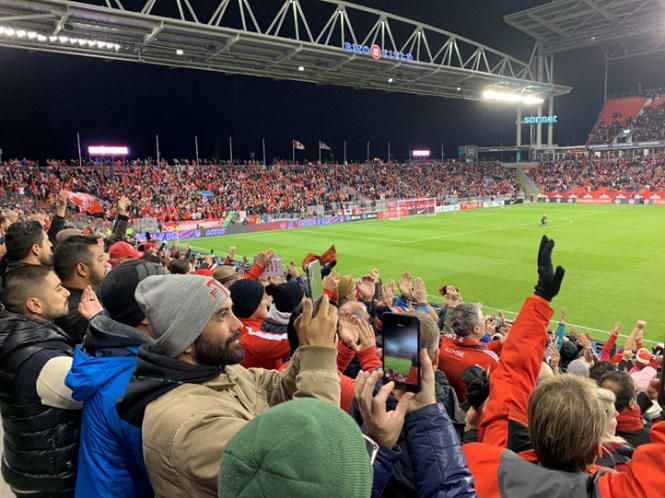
left=589, top=92, right=665, bottom=145
left=0, top=159, right=519, bottom=222
left=527, top=154, right=665, bottom=193
left=588, top=119, right=630, bottom=145
left=0, top=191, right=663, bottom=498
left=632, top=101, right=665, bottom=142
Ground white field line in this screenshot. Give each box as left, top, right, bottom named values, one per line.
left=403, top=211, right=611, bottom=244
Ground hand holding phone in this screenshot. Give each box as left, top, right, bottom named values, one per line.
left=382, top=312, right=421, bottom=393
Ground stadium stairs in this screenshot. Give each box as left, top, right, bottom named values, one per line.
left=624, top=97, right=654, bottom=143
left=508, top=164, right=541, bottom=202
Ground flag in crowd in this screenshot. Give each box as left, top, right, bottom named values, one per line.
left=293, top=140, right=306, bottom=150
left=319, top=141, right=332, bottom=151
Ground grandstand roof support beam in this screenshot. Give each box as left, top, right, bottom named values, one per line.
left=142, top=22, right=163, bottom=45
left=0, top=13, right=54, bottom=22
left=52, top=10, right=69, bottom=35
left=525, top=11, right=568, bottom=38
left=580, top=0, right=619, bottom=26
left=0, top=0, right=570, bottom=100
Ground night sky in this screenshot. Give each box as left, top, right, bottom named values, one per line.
left=1, top=0, right=665, bottom=162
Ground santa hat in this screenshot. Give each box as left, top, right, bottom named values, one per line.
left=636, top=348, right=653, bottom=366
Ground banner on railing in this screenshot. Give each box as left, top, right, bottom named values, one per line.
left=137, top=212, right=381, bottom=242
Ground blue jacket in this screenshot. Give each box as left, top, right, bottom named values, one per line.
left=65, top=314, right=154, bottom=497
left=372, top=404, right=477, bottom=498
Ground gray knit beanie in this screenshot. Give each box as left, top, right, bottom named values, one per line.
left=135, top=275, right=230, bottom=357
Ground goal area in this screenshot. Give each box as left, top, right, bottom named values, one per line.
left=385, top=198, right=436, bottom=220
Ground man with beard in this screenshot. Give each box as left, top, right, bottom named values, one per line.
left=3, top=220, right=54, bottom=272
left=0, top=265, right=82, bottom=496
left=117, top=274, right=340, bottom=497
left=54, top=235, right=109, bottom=342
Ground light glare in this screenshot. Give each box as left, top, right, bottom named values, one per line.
left=482, top=89, right=544, bottom=105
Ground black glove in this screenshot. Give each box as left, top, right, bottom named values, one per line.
left=534, top=235, right=565, bottom=302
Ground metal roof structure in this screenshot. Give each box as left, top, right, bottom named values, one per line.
left=505, top=0, right=665, bottom=60
left=0, top=0, right=570, bottom=100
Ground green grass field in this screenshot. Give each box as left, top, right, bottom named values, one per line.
left=187, top=204, right=665, bottom=345
left=383, top=357, right=412, bottom=376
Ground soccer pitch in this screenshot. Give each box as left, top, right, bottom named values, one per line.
left=188, top=204, right=665, bottom=344
left=384, top=357, right=412, bottom=376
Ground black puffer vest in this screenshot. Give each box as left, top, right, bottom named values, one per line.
left=0, top=308, right=80, bottom=495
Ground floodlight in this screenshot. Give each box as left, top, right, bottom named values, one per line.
left=37, top=34, right=47, bottom=42
left=6, top=28, right=15, bottom=36
left=298, top=65, right=305, bottom=71
left=114, top=44, right=120, bottom=50
left=482, top=89, right=544, bottom=105
left=388, top=78, right=393, bottom=83
left=105, top=42, right=114, bottom=49
left=49, top=35, right=57, bottom=42
left=16, top=30, right=26, bottom=38
left=87, top=39, right=96, bottom=47
left=0, top=27, right=6, bottom=35
left=59, top=36, right=68, bottom=43
left=176, top=49, right=184, bottom=55
left=456, top=87, right=461, bottom=91
left=27, top=31, right=37, bottom=39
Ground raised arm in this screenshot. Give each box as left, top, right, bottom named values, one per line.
left=253, top=295, right=340, bottom=407
left=622, top=320, right=646, bottom=353
left=478, top=236, right=565, bottom=449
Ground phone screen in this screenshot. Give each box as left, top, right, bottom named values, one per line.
left=307, top=260, right=323, bottom=301
left=382, top=312, right=421, bottom=392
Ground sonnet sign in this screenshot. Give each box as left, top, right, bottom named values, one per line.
left=522, top=115, right=558, bottom=124
left=343, top=42, right=414, bottom=62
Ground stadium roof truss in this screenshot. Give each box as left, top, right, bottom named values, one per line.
left=0, top=0, right=570, bottom=100
left=505, top=0, right=665, bottom=61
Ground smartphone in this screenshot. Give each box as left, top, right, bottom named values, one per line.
left=306, top=260, right=323, bottom=301
left=382, top=312, right=421, bottom=393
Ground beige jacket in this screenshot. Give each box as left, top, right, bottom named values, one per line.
left=142, top=345, right=340, bottom=497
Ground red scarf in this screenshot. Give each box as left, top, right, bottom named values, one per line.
left=616, top=405, right=643, bottom=432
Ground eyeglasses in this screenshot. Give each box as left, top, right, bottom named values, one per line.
left=362, top=434, right=379, bottom=465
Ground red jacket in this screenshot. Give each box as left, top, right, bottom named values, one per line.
left=463, top=422, right=665, bottom=498
left=464, top=295, right=665, bottom=497
left=438, top=334, right=500, bottom=403
left=238, top=317, right=289, bottom=370
left=243, top=263, right=264, bottom=280
left=478, top=295, right=551, bottom=448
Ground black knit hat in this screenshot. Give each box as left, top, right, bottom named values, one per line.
left=100, top=259, right=167, bottom=326
left=266, top=281, right=304, bottom=313
left=463, top=366, right=490, bottom=409
left=229, top=279, right=265, bottom=319
left=559, top=341, right=580, bottom=369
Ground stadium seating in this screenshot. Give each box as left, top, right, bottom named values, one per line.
left=587, top=96, right=648, bottom=144
left=525, top=155, right=665, bottom=195
left=0, top=160, right=519, bottom=221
